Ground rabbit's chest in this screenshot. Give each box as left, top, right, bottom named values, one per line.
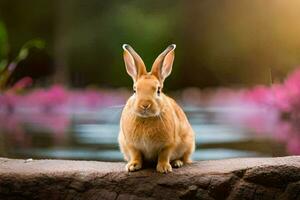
left=136, top=137, right=161, bottom=160
left=130, top=127, right=169, bottom=160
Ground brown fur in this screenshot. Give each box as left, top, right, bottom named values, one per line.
left=118, top=44, right=195, bottom=173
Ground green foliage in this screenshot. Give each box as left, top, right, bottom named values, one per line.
left=3, top=0, right=300, bottom=88
left=0, top=21, right=45, bottom=91
left=16, top=39, right=45, bottom=63
left=68, top=0, right=180, bottom=88
left=104, top=3, right=175, bottom=86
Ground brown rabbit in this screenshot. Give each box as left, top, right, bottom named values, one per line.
left=118, top=44, right=195, bottom=173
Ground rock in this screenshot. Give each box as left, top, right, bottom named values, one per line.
left=0, top=156, right=299, bottom=200
left=228, top=180, right=282, bottom=200
left=244, top=165, right=300, bottom=188
left=207, top=174, right=238, bottom=200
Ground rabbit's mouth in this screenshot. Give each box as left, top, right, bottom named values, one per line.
left=135, top=110, right=160, bottom=118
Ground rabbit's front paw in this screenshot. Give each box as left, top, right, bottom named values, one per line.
left=126, top=161, right=142, bottom=172
left=156, top=162, right=172, bottom=173
left=171, top=160, right=183, bottom=168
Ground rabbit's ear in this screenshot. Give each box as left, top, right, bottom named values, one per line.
left=151, top=44, right=176, bottom=84
left=123, top=44, right=147, bottom=82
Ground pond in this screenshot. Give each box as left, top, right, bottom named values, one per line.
left=0, top=105, right=290, bottom=162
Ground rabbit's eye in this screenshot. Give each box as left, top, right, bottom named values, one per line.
left=157, top=87, right=161, bottom=96
left=133, top=87, right=136, bottom=93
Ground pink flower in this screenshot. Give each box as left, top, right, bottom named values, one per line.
left=9, top=77, right=33, bottom=92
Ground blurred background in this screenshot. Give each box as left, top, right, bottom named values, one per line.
left=1, top=0, right=300, bottom=162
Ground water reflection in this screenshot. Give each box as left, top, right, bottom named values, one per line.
left=0, top=104, right=291, bottom=161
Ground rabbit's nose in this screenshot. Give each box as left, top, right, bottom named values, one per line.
left=140, top=103, right=151, bottom=110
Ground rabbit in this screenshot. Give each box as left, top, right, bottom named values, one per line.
left=118, top=44, right=195, bottom=173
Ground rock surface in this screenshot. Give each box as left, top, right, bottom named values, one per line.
left=0, top=156, right=300, bottom=200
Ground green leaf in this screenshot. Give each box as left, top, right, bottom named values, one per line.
left=18, top=48, right=29, bottom=61
left=0, top=59, right=7, bottom=73
left=16, top=39, right=45, bottom=63
left=23, top=39, right=45, bottom=50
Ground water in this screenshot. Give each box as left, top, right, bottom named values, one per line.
left=0, top=106, right=288, bottom=161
